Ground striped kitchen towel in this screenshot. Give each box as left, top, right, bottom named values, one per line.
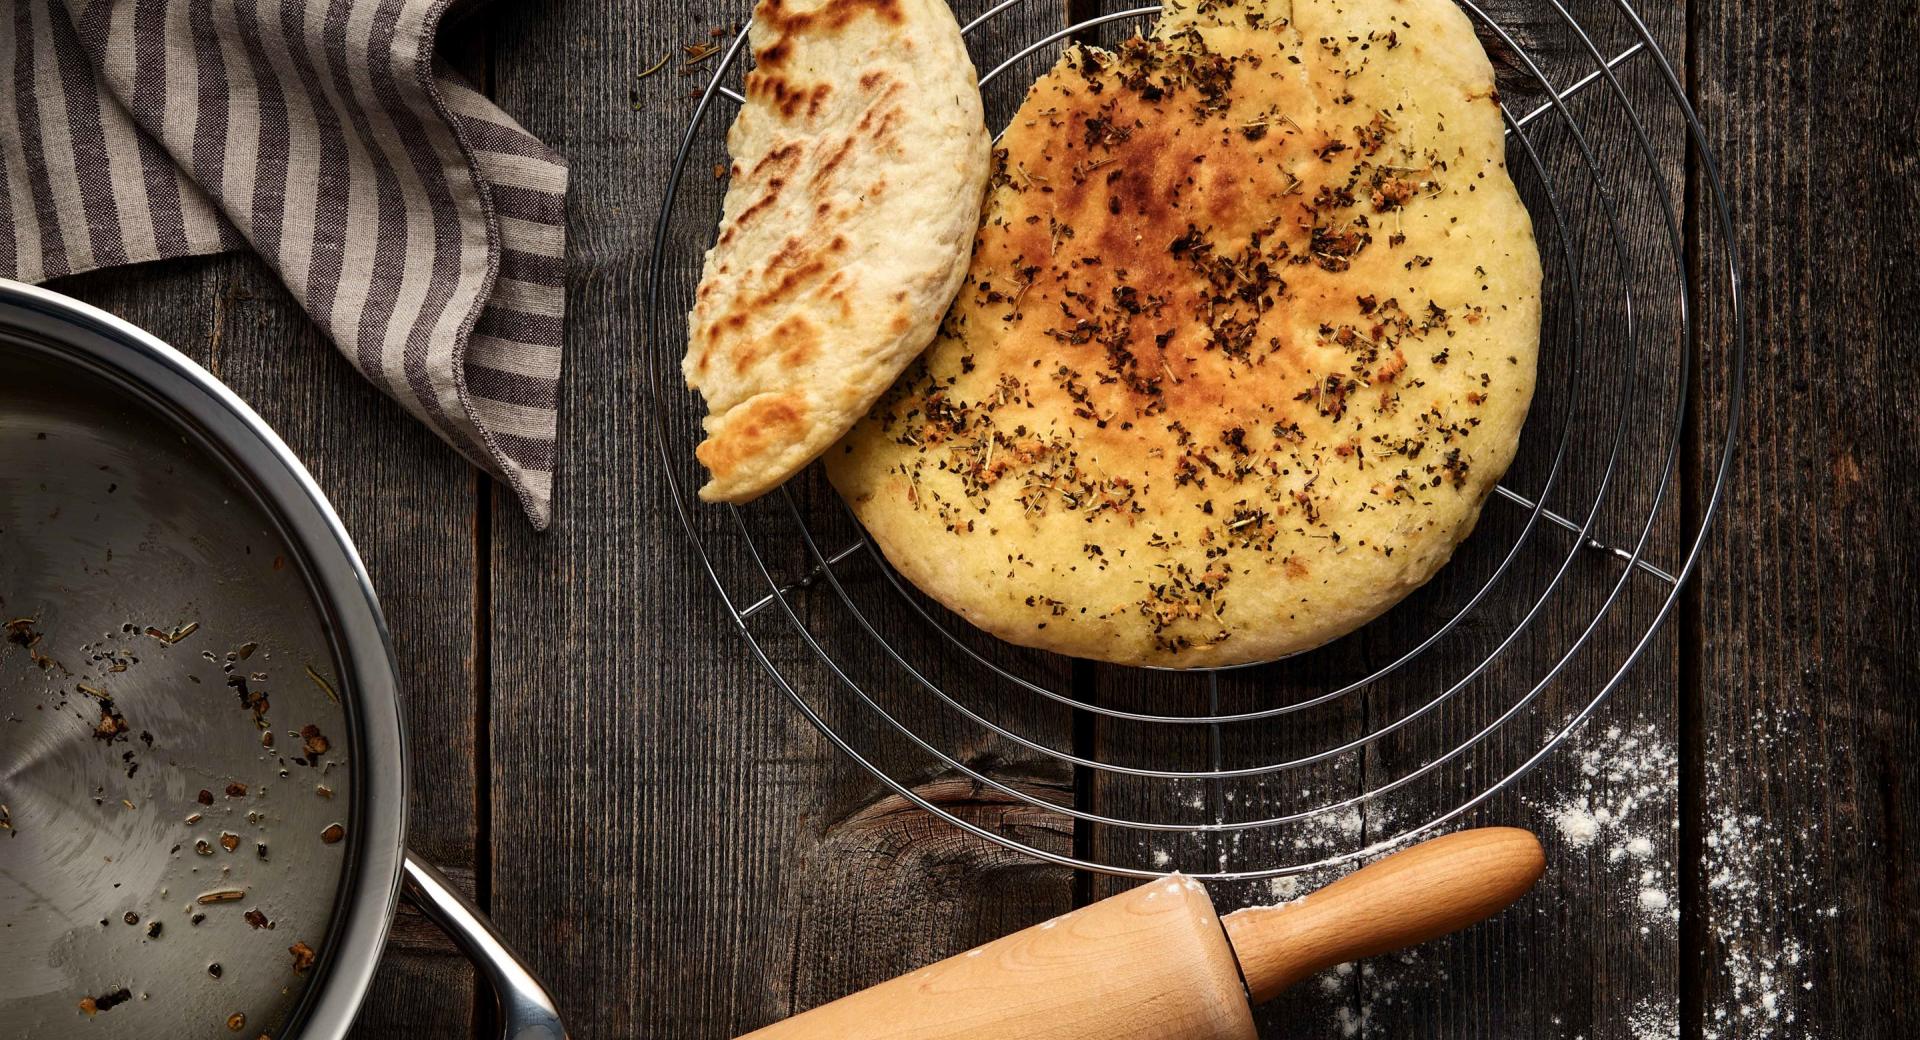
left=0, top=0, right=567, bottom=528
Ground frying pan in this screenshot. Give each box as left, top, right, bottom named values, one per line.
left=0, top=279, right=565, bottom=1040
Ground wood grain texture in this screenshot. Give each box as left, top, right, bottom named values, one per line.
left=42, top=0, right=1920, bottom=1036
left=44, top=255, right=484, bottom=1040
left=1690, top=0, right=1920, bottom=1035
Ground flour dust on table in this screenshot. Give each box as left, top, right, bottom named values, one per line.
left=1532, top=718, right=1681, bottom=938
left=1702, top=710, right=1841, bottom=1040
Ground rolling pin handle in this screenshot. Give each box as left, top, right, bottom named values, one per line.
left=1223, top=827, right=1546, bottom=1005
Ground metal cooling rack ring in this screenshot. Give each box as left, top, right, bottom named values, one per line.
left=644, top=0, right=1746, bottom=880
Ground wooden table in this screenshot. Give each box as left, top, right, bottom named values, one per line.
left=47, top=0, right=1917, bottom=1036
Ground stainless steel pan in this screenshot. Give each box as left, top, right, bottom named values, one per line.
left=0, top=279, right=565, bottom=1040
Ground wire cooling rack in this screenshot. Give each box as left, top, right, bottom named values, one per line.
left=645, top=0, right=1744, bottom=880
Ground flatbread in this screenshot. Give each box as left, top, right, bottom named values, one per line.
left=828, top=0, right=1541, bottom=666
left=685, top=0, right=991, bottom=502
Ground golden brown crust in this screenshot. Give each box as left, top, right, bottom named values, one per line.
left=695, top=393, right=812, bottom=482
left=685, top=0, right=990, bottom=502
left=830, top=0, right=1542, bottom=667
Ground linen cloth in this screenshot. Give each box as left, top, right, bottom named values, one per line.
left=0, top=0, right=567, bottom=528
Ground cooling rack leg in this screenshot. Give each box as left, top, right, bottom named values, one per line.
left=1507, top=43, right=1648, bottom=132
left=1492, top=485, right=1679, bottom=584
left=737, top=541, right=868, bottom=620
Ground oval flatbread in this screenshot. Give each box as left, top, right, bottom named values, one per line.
left=829, top=0, right=1542, bottom=667
left=685, top=0, right=991, bottom=502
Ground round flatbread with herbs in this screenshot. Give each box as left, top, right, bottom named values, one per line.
left=829, top=0, right=1541, bottom=667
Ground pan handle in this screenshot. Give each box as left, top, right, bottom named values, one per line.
left=402, top=850, right=569, bottom=1040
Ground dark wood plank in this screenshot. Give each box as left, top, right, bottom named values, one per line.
left=46, top=255, right=484, bottom=1040
left=1689, top=0, right=1920, bottom=1035
left=480, top=3, right=1081, bottom=1037
left=69, top=0, right=1920, bottom=1036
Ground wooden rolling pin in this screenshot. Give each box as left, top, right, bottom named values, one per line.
left=739, top=827, right=1544, bottom=1040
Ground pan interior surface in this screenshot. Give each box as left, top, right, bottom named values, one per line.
left=1, top=341, right=357, bottom=1039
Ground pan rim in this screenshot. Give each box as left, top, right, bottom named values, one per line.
left=0, top=277, right=408, bottom=1040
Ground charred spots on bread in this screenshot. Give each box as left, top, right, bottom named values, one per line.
left=829, top=0, right=1537, bottom=664
left=755, top=0, right=903, bottom=37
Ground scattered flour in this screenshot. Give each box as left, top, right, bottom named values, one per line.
left=1532, top=711, right=1831, bottom=1039
left=1534, top=719, right=1680, bottom=935
left=1139, top=778, right=1371, bottom=877
left=1318, top=951, right=1436, bottom=1038
left=1117, top=705, right=1830, bottom=1039
left=1628, top=996, right=1679, bottom=1040
left=1552, top=805, right=1601, bottom=848
left=1264, top=874, right=1305, bottom=902
left=1700, top=711, right=1830, bottom=1040
left=1124, top=708, right=1838, bottom=1039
